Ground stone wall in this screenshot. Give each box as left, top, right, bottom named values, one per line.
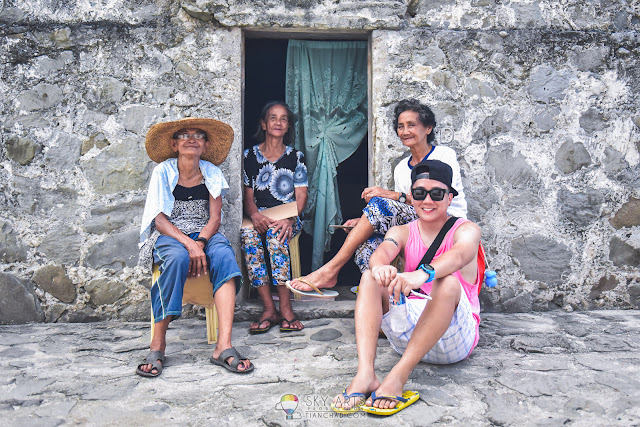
left=0, top=0, right=638, bottom=323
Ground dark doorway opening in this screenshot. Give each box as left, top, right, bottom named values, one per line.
left=244, top=36, right=368, bottom=286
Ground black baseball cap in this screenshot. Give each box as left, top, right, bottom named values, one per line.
left=410, top=159, right=459, bottom=197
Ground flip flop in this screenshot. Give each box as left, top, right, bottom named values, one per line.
left=280, top=317, right=304, bottom=332
left=331, top=388, right=367, bottom=414
left=135, top=350, right=166, bottom=378
left=209, top=347, right=254, bottom=374
left=360, top=390, right=420, bottom=416
left=285, top=279, right=339, bottom=299
left=249, top=318, right=277, bottom=334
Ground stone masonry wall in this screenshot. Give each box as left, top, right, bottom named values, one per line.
left=0, top=0, right=638, bottom=323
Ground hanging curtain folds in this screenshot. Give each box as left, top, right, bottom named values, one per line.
left=285, top=40, right=368, bottom=270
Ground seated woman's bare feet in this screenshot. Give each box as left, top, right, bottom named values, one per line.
left=289, top=265, right=339, bottom=291
left=332, top=373, right=380, bottom=411
left=364, top=376, right=405, bottom=409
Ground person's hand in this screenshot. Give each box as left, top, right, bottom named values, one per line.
left=371, top=265, right=397, bottom=288
left=186, top=239, right=208, bottom=277
left=251, top=212, right=274, bottom=234
left=342, top=218, right=360, bottom=234
left=361, top=186, right=395, bottom=203
left=388, top=271, right=426, bottom=303
left=271, top=218, right=295, bottom=244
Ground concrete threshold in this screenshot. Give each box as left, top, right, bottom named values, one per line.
left=235, top=285, right=357, bottom=321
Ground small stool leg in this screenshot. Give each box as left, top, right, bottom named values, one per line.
left=205, top=305, right=218, bottom=344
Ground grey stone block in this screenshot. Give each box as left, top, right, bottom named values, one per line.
left=609, top=237, right=640, bottom=268
left=559, top=189, right=603, bottom=229
left=83, top=197, right=145, bottom=234
left=310, top=328, right=342, bottom=342
left=38, top=225, right=82, bottom=267
left=81, top=139, right=153, bottom=194
left=512, top=235, right=572, bottom=285
left=32, top=265, right=76, bottom=303
left=579, top=108, right=607, bottom=134
left=604, top=147, right=629, bottom=176
left=121, top=105, right=164, bottom=134
left=85, top=229, right=139, bottom=270
left=527, top=66, right=571, bottom=103
left=555, top=141, right=592, bottom=174
left=80, top=133, right=110, bottom=156
left=0, top=219, right=28, bottom=263
left=6, top=136, right=41, bottom=165
left=487, top=148, right=537, bottom=188
left=44, top=134, right=82, bottom=169
left=16, top=83, right=63, bottom=111
left=589, top=274, right=619, bottom=299
left=0, top=272, right=44, bottom=324
left=84, top=278, right=128, bottom=306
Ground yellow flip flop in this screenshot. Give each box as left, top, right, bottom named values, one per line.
left=330, top=388, right=367, bottom=414
left=360, top=390, right=420, bottom=416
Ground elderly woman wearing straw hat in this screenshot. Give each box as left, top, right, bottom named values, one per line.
left=136, top=117, right=253, bottom=377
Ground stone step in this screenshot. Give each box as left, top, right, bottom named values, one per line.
left=235, top=286, right=357, bottom=321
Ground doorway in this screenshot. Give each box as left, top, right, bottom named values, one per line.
left=243, top=35, right=369, bottom=286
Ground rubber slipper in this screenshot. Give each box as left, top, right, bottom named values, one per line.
left=249, top=318, right=277, bottom=334
left=135, top=350, right=166, bottom=378
left=331, top=388, right=367, bottom=414
left=360, top=390, right=420, bottom=416
left=280, top=317, right=304, bottom=332
left=285, top=279, right=339, bottom=299
left=209, top=347, right=254, bottom=374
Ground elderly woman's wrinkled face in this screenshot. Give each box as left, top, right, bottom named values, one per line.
left=397, top=110, right=432, bottom=149
left=171, top=128, right=208, bottom=158
left=261, top=105, right=289, bottom=140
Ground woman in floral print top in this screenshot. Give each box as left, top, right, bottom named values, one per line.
left=242, top=101, right=308, bottom=333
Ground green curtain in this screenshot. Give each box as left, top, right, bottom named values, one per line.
left=285, top=40, right=368, bottom=270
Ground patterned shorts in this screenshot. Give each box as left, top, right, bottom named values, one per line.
left=381, top=282, right=478, bottom=364
left=241, top=217, right=302, bottom=288
left=354, top=197, right=417, bottom=272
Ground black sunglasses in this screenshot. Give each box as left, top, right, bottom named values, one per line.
left=411, top=187, right=448, bottom=201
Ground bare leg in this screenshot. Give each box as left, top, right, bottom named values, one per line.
left=290, top=213, right=374, bottom=291
left=212, top=280, right=251, bottom=371
left=139, top=316, right=171, bottom=374
left=277, top=285, right=303, bottom=330
left=366, top=275, right=461, bottom=409
left=332, top=270, right=384, bottom=410
left=248, top=284, right=281, bottom=330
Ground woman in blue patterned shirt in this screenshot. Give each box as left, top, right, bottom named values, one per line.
left=242, top=102, right=308, bottom=333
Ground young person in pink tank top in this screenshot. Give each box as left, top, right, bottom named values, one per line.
left=331, top=160, right=482, bottom=416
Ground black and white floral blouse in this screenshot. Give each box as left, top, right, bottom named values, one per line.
left=243, top=145, right=308, bottom=210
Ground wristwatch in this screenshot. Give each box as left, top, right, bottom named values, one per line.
left=418, top=264, right=436, bottom=283
left=398, top=192, right=407, bottom=204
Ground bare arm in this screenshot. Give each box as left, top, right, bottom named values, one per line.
left=389, top=221, right=481, bottom=300
left=369, top=225, right=409, bottom=288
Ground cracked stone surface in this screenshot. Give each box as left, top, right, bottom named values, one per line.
left=0, top=311, right=638, bottom=425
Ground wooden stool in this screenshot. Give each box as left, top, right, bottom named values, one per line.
left=150, top=264, right=219, bottom=344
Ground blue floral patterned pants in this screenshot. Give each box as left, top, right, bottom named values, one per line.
left=354, top=197, right=417, bottom=272
left=241, top=217, right=302, bottom=288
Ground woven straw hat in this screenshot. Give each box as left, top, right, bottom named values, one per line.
left=145, top=117, right=234, bottom=165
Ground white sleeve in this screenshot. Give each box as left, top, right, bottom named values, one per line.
left=393, top=156, right=412, bottom=194
left=433, top=147, right=468, bottom=219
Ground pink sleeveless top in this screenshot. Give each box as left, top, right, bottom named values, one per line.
left=404, top=218, right=481, bottom=349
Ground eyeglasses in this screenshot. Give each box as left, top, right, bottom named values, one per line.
left=411, top=187, right=448, bottom=201
left=175, top=133, right=205, bottom=140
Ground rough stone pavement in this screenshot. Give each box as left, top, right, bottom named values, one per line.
left=1, top=310, right=639, bottom=426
